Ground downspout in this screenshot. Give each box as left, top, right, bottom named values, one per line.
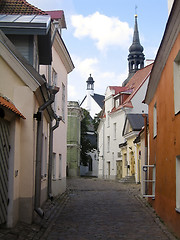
left=46, top=21, right=60, bottom=201
left=48, top=114, right=62, bottom=200
left=143, top=114, right=148, bottom=195
left=34, top=86, right=59, bottom=218
left=103, top=119, right=105, bottom=178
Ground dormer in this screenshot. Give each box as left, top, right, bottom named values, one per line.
left=114, top=91, right=131, bottom=108
left=0, top=14, right=52, bottom=71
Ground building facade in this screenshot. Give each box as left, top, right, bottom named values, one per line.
left=97, top=14, right=152, bottom=181
left=0, top=0, right=74, bottom=227
left=67, top=101, right=82, bottom=177
left=144, top=0, right=180, bottom=237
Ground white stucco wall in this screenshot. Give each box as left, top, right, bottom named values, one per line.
left=81, top=95, right=102, bottom=118
left=98, top=78, right=149, bottom=180
left=40, top=43, right=68, bottom=195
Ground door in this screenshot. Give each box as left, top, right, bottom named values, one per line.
left=116, top=161, right=122, bottom=179
left=130, top=152, right=135, bottom=176
left=107, top=162, right=110, bottom=177
left=0, top=118, right=10, bottom=224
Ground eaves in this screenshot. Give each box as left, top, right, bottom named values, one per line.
left=53, top=27, right=74, bottom=74
left=145, top=0, right=180, bottom=104
left=0, top=30, right=45, bottom=91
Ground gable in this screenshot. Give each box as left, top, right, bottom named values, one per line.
left=123, top=114, right=145, bottom=136
left=123, top=119, right=132, bottom=136
left=145, top=0, right=180, bottom=104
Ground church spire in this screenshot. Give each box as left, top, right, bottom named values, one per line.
left=121, top=14, right=144, bottom=86
left=128, top=14, right=145, bottom=75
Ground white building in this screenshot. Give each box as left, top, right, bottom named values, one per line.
left=98, top=15, right=152, bottom=180
left=81, top=74, right=104, bottom=118
left=40, top=11, right=74, bottom=195
left=80, top=75, right=104, bottom=176
left=98, top=64, right=152, bottom=180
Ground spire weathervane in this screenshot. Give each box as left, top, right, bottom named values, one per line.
left=135, top=5, right=138, bottom=16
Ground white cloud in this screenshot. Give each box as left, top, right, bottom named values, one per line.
left=71, top=12, right=133, bottom=51
left=73, top=56, right=99, bottom=78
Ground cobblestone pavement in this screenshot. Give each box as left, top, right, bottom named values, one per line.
left=43, top=178, right=178, bottom=240
left=0, top=178, right=179, bottom=240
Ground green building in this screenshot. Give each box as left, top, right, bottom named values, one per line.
left=67, top=101, right=82, bottom=177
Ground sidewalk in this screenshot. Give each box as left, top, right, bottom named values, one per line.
left=0, top=191, right=69, bottom=240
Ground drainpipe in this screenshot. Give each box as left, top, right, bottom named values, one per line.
left=143, top=114, right=148, bottom=195
left=34, top=86, right=59, bottom=218
left=103, top=119, right=105, bottom=178
left=48, top=114, right=62, bottom=200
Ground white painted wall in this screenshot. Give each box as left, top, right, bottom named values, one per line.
left=98, top=77, right=149, bottom=180
left=81, top=95, right=102, bottom=118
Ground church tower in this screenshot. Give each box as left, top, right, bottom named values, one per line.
left=86, top=74, right=94, bottom=95
left=123, top=14, right=145, bottom=86
left=86, top=74, right=94, bottom=112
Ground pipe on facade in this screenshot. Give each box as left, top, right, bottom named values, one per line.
left=48, top=114, right=62, bottom=200
left=143, top=114, right=148, bottom=194
left=34, top=86, right=59, bottom=218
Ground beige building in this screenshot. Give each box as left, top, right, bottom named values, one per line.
left=0, top=1, right=74, bottom=228
left=0, top=29, right=53, bottom=226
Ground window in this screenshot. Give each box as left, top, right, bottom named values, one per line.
left=52, top=68, right=58, bottom=87
left=52, top=153, right=56, bottom=179
left=59, top=154, right=62, bottom=179
left=174, top=51, right=180, bottom=115
left=62, top=83, right=66, bottom=121
left=153, top=103, right=157, bottom=138
left=115, top=99, right=119, bottom=108
left=142, top=164, right=156, bottom=198
left=52, top=69, right=58, bottom=112
left=113, top=123, right=116, bottom=139
left=176, top=156, right=180, bottom=213
left=107, top=111, right=110, bottom=127
left=112, top=152, right=114, bottom=170
left=107, top=136, right=110, bottom=152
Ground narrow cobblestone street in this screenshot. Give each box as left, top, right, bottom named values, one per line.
left=0, top=178, right=178, bottom=240
left=42, top=178, right=177, bottom=240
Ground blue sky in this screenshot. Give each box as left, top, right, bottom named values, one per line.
left=28, top=0, right=168, bottom=102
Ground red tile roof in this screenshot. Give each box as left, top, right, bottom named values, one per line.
left=110, top=63, right=153, bottom=114
left=45, top=10, right=64, bottom=20
left=109, top=86, right=127, bottom=95
left=0, top=96, right=26, bottom=119
left=125, top=63, right=153, bottom=92
left=0, top=0, right=47, bottom=15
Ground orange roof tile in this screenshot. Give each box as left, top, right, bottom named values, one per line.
left=0, top=96, right=26, bottom=119
left=0, top=0, right=47, bottom=15
left=125, top=63, right=153, bottom=92
left=111, top=63, right=153, bottom=113
left=109, top=86, right=127, bottom=95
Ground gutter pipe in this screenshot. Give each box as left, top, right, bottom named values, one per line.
left=143, top=114, right=148, bottom=195
left=48, top=114, right=62, bottom=200
left=34, top=86, right=59, bottom=218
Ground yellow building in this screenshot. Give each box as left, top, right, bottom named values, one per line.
left=119, top=114, right=145, bottom=183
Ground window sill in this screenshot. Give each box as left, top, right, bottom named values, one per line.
left=175, top=208, right=180, bottom=214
